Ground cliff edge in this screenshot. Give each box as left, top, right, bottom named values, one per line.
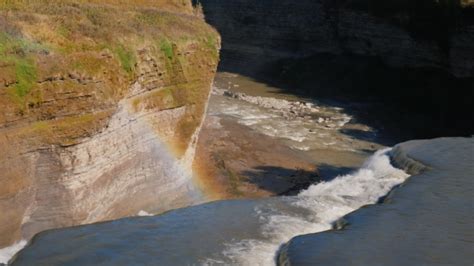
left=0, top=0, right=220, bottom=248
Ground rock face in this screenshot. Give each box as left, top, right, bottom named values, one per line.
left=0, top=0, right=219, bottom=248
left=198, top=0, right=473, bottom=78
left=197, top=0, right=474, bottom=139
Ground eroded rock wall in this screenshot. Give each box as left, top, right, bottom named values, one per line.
left=198, top=0, right=474, bottom=77
left=197, top=0, right=474, bottom=139
left=0, top=0, right=219, bottom=247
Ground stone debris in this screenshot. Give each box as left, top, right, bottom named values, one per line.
left=213, top=87, right=351, bottom=127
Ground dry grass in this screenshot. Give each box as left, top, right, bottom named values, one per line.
left=0, top=0, right=219, bottom=148
left=0, top=0, right=194, bottom=14
left=0, top=0, right=217, bottom=103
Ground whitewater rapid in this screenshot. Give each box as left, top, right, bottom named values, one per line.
left=210, top=88, right=359, bottom=152
left=8, top=148, right=410, bottom=265
left=202, top=148, right=409, bottom=265
left=0, top=241, right=26, bottom=264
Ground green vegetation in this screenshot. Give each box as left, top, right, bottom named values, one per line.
left=160, top=39, right=174, bottom=59
left=114, top=45, right=136, bottom=74
left=13, top=58, right=37, bottom=98
left=205, top=34, right=219, bottom=59
left=0, top=33, right=39, bottom=103
left=0, top=0, right=219, bottom=151
left=0, top=32, right=40, bottom=56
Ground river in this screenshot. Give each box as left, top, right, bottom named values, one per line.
left=4, top=73, right=472, bottom=265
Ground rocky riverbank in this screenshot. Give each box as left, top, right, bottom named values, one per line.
left=193, top=72, right=387, bottom=199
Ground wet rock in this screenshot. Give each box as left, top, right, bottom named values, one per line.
left=213, top=88, right=329, bottom=122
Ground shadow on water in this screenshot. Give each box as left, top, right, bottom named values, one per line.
left=316, top=164, right=357, bottom=181
left=339, top=128, right=378, bottom=142
left=337, top=127, right=396, bottom=147
left=220, top=53, right=473, bottom=143
left=239, top=164, right=357, bottom=196
left=239, top=166, right=319, bottom=196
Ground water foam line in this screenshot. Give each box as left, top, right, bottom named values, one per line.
left=203, top=148, right=410, bottom=265
left=0, top=240, right=27, bottom=264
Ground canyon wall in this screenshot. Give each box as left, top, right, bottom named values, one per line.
left=197, top=0, right=474, bottom=138
left=198, top=0, right=473, bottom=77
left=0, top=0, right=219, bottom=247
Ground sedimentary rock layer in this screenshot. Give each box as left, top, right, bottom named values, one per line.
left=0, top=0, right=219, bottom=248
left=197, top=0, right=474, bottom=139
left=198, top=0, right=474, bottom=78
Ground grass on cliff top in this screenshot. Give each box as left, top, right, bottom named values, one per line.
left=0, top=0, right=194, bottom=14
left=0, top=0, right=219, bottom=152
left=0, top=0, right=218, bottom=108
left=0, top=0, right=215, bottom=51
left=0, top=0, right=217, bottom=58
left=0, top=32, right=40, bottom=105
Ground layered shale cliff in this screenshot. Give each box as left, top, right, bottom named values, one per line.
left=198, top=0, right=473, bottom=77
left=0, top=0, right=219, bottom=248
left=197, top=0, right=474, bottom=138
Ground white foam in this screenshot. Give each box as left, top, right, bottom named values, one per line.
left=203, top=148, right=409, bottom=265
left=211, top=93, right=361, bottom=152
left=137, top=210, right=153, bottom=217
left=0, top=240, right=27, bottom=264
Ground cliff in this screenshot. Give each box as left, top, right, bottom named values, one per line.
left=198, top=0, right=473, bottom=77
left=0, top=0, right=219, bottom=248
left=197, top=0, right=474, bottom=138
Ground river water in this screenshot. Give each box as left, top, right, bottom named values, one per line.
left=2, top=72, right=394, bottom=264
left=208, top=72, right=386, bottom=179
left=7, top=73, right=470, bottom=266
left=0, top=73, right=392, bottom=265
left=11, top=149, right=409, bottom=265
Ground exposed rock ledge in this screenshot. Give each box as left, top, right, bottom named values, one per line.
left=0, top=0, right=219, bottom=248
left=278, top=137, right=474, bottom=265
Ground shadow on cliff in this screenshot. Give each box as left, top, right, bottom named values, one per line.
left=195, top=0, right=474, bottom=142
left=220, top=52, right=474, bottom=144
left=239, top=164, right=356, bottom=196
